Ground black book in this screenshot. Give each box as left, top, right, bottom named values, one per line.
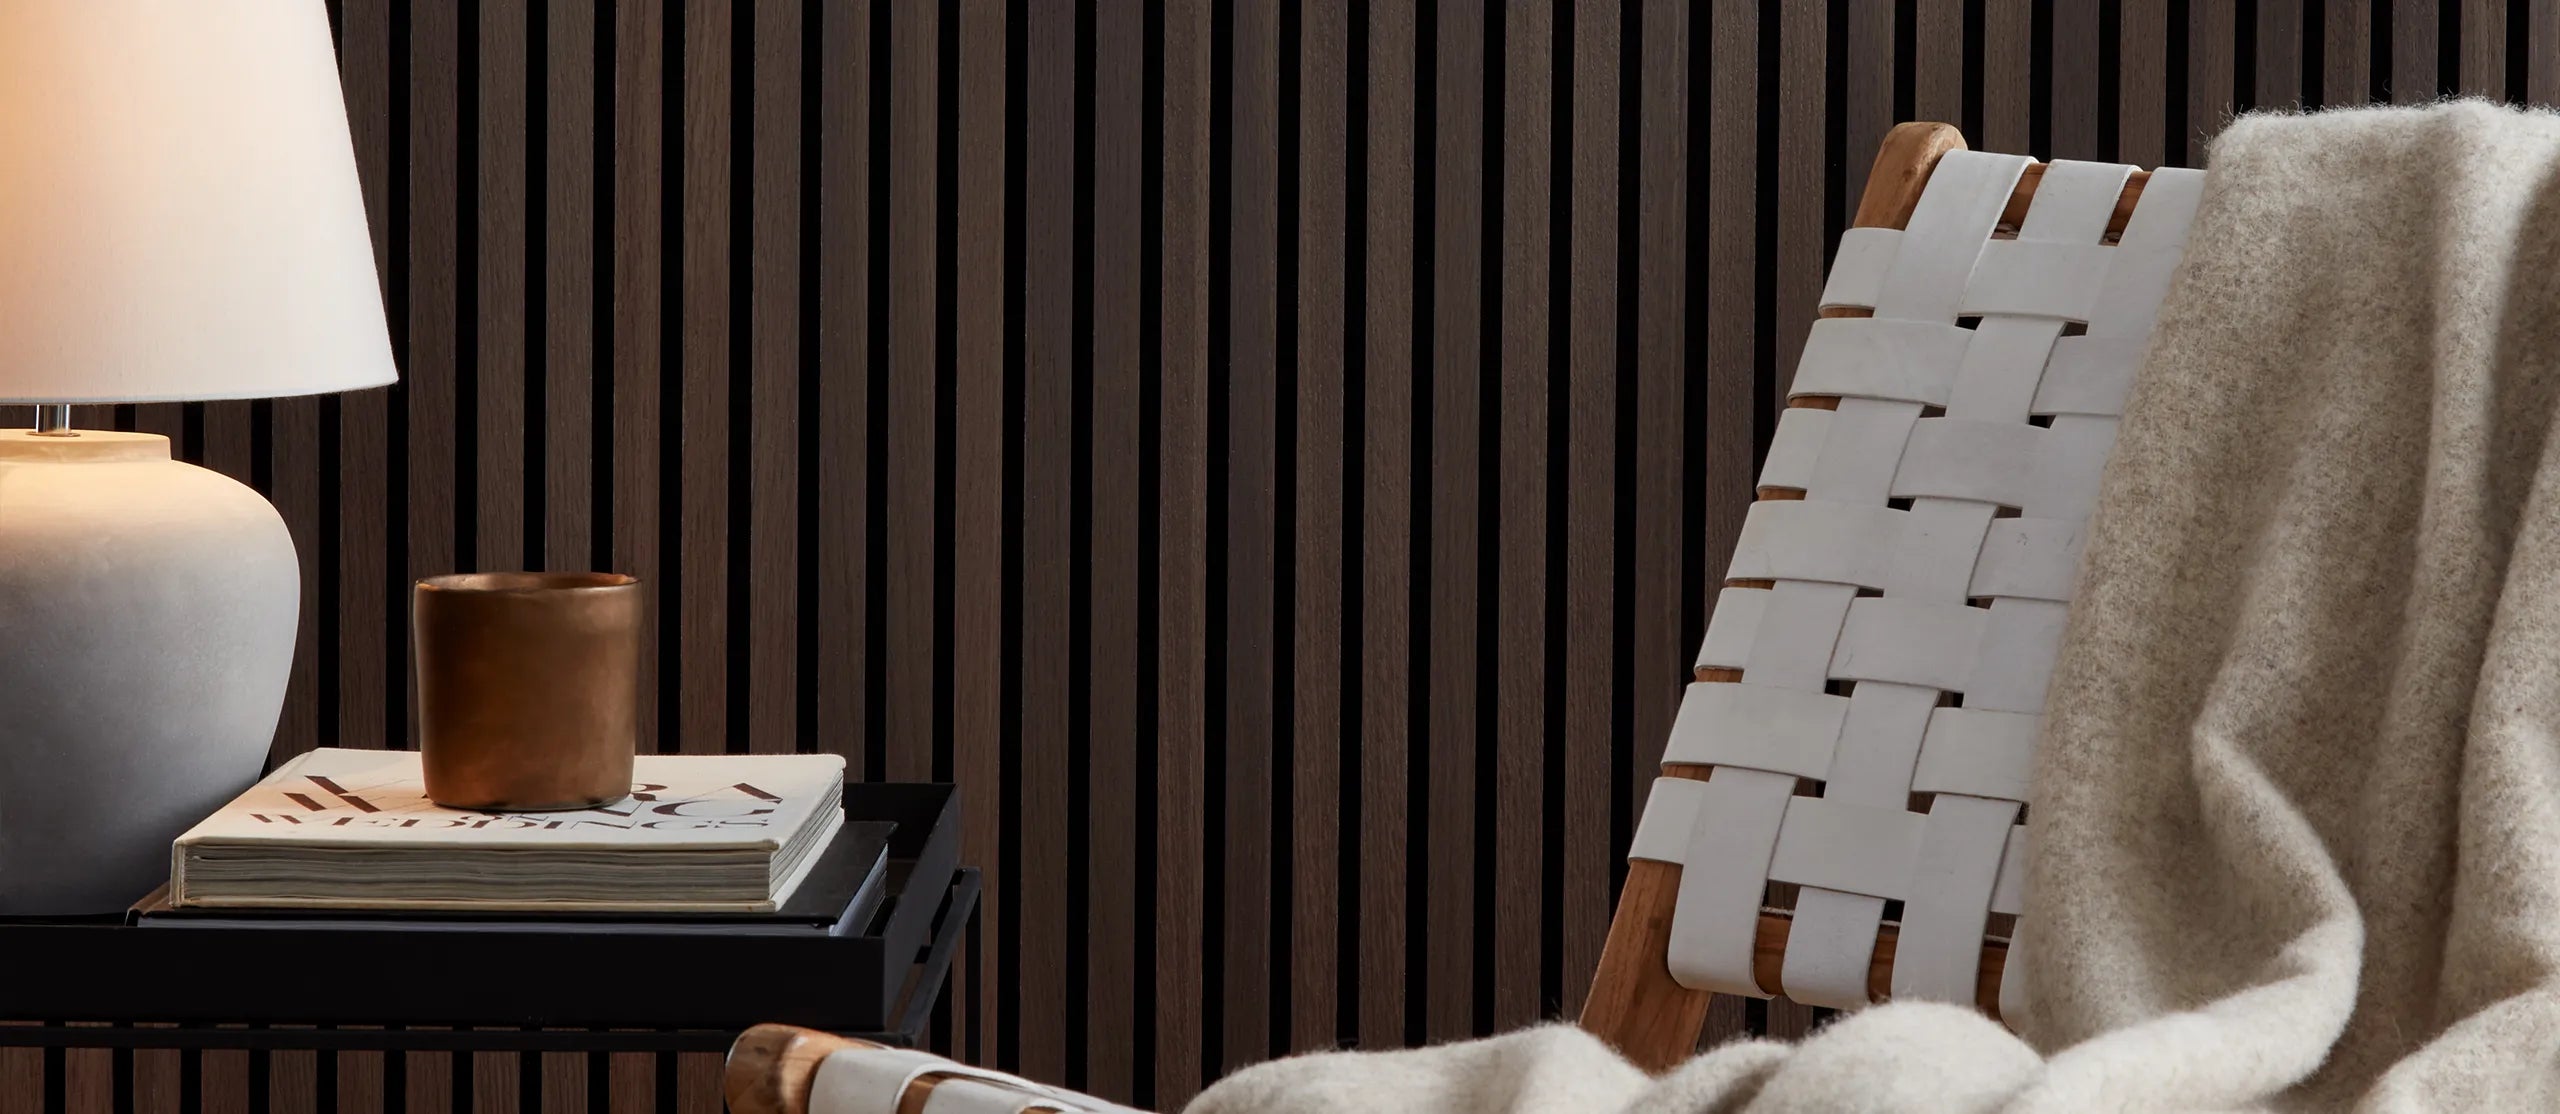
left=132, top=820, right=895, bottom=937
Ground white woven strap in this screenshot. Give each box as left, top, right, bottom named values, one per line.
left=1638, top=153, right=2206, bottom=1014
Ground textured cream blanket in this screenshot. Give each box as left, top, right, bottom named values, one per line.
left=1189, top=101, right=2560, bottom=1113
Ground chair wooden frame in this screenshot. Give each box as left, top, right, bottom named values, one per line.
left=728, top=1025, right=870, bottom=1114
left=724, top=120, right=2172, bottom=1110
left=728, top=1025, right=1121, bottom=1114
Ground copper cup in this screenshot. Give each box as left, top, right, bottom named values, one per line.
left=414, top=572, right=641, bottom=810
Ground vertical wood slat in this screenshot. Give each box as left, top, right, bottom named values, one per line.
left=335, top=1045, right=383, bottom=1113
left=1843, top=0, right=1894, bottom=211
left=407, top=1046, right=452, bottom=1114
left=954, top=0, right=1010, bottom=1083
left=608, top=1052, right=652, bottom=1113
left=748, top=0, right=804, bottom=757
left=2466, top=0, right=2506, bottom=101
left=0, top=1051, right=30, bottom=1113
left=1360, top=0, right=1419, bottom=1053
left=1913, top=0, right=1965, bottom=122
left=133, top=404, right=185, bottom=458
left=479, top=0, right=528, bottom=574
left=202, top=406, right=255, bottom=490
left=2050, top=0, right=2100, bottom=159
left=270, top=386, right=324, bottom=764
left=1090, top=0, right=1146, bottom=1094
left=1020, top=0, right=1077, bottom=1087
left=540, top=1050, right=587, bottom=1113
left=1629, top=0, right=1688, bottom=932
left=679, top=0, right=732, bottom=759
left=1701, top=0, right=1758, bottom=840
left=1425, top=0, right=1485, bottom=1050
left=65, top=1046, right=108, bottom=1114
left=2258, top=0, right=2306, bottom=108
left=409, top=0, right=460, bottom=765
left=139, top=1046, right=181, bottom=1114
left=272, top=1045, right=320, bottom=1114
left=1980, top=0, right=2031, bottom=153
left=885, top=0, right=938, bottom=783
left=2328, top=1, right=2374, bottom=107
left=2120, top=0, right=2170, bottom=164
left=1225, top=0, right=1283, bottom=1074
left=203, top=1048, right=250, bottom=1114
left=2394, top=0, right=2442, bottom=102
left=1561, top=0, right=1619, bottom=1019
left=1494, top=0, right=1550, bottom=1035
left=1775, top=5, right=1825, bottom=433
left=1705, top=0, right=1776, bottom=1044
left=2533, top=3, right=2560, bottom=106
left=811, top=0, right=871, bottom=788
left=678, top=1052, right=723, bottom=1114
left=1158, top=0, right=1215, bottom=1099
left=613, top=0, right=667, bottom=756
left=2188, top=0, right=2236, bottom=166
left=472, top=1039, right=519, bottom=1114
left=812, top=0, right=871, bottom=784
left=545, top=0, right=597, bottom=574
left=323, top=0, right=395, bottom=1095
left=1293, top=0, right=1349, bottom=1055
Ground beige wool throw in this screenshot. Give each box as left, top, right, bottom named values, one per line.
left=1188, top=101, right=2560, bottom=1113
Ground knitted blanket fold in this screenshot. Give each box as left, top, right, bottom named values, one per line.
left=1187, top=101, right=2560, bottom=1113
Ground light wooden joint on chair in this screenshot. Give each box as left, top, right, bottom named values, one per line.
left=726, top=1024, right=1132, bottom=1114
left=727, top=1025, right=896, bottom=1114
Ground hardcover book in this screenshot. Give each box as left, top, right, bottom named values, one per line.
left=136, top=820, right=893, bottom=935
left=169, top=747, right=846, bottom=913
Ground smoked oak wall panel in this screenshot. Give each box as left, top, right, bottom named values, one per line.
left=18, top=1, right=2546, bottom=1111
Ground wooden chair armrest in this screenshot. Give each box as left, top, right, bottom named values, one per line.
left=726, top=1024, right=886, bottom=1114
left=727, top=1024, right=1152, bottom=1114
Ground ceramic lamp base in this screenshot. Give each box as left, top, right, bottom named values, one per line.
left=0, top=430, right=298, bottom=913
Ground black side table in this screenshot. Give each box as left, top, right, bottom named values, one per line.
left=0, top=783, right=973, bottom=1104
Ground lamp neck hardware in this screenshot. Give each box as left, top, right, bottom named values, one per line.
left=30, top=405, right=75, bottom=438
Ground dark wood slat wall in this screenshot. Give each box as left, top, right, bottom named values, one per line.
left=25, top=1, right=2556, bottom=1110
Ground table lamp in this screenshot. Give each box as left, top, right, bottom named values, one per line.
left=0, top=4, right=397, bottom=912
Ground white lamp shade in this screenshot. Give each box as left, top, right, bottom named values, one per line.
left=0, top=2, right=397, bottom=403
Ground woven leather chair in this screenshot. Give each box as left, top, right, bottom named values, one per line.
left=1579, top=122, right=2199, bottom=1072
left=723, top=121, right=2206, bottom=1113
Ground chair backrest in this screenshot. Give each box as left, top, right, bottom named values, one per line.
left=1578, top=122, right=2205, bottom=1071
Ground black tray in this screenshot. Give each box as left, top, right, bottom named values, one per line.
left=0, top=783, right=967, bottom=1048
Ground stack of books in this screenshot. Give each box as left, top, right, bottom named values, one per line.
left=135, top=748, right=891, bottom=938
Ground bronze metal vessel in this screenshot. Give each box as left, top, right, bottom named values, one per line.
left=413, top=572, right=641, bottom=811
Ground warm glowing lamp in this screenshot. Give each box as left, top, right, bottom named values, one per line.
left=0, top=3, right=397, bottom=911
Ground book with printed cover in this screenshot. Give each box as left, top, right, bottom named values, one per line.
left=169, top=747, right=846, bottom=913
